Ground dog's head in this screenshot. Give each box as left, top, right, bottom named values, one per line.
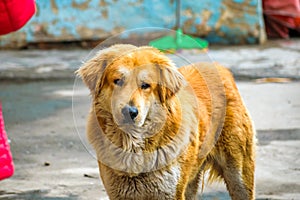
left=77, top=45, right=185, bottom=130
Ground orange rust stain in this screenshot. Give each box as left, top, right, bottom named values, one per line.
left=99, top=0, right=107, bottom=7
left=101, top=9, right=108, bottom=19
left=76, top=26, right=107, bottom=39
left=72, top=0, right=91, bottom=10
left=196, top=10, right=212, bottom=35
left=50, top=0, right=58, bottom=14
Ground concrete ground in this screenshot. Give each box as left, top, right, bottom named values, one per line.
left=0, top=39, right=299, bottom=199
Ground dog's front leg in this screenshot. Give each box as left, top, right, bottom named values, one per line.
left=175, top=172, right=190, bottom=200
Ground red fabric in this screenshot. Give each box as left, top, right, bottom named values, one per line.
left=0, top=103, right=14, bottom=181
left=263, top=0, right=300, bottom=38
left=0, top=0, right=36, bottom=35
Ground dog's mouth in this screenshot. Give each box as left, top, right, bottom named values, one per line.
left=113, top=103, right=149, bottom=128
left=115, top=109, right=167, bottom=139
left=110, top=100, right=167, bottom=137
left=120, top=117, right=139, bottom=127
left=113, top=114, right=144, bottom=130
left=116, top=117, right=146, bottom=136
left=122, top=118, right=135, bottom=124
left=119, top=115, right=145, bottom=128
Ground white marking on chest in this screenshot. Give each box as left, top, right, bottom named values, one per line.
left=159, top=164, right=181, bottom=192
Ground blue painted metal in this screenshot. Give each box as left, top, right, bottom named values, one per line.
left=0, top=0, right=265, bottom=48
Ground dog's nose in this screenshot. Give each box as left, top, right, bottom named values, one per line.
left=122, top=105, right=138, bottom=120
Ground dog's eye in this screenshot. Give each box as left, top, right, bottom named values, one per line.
left=114, top=79, right=124, bottom=86
left=141, top=82, right=151, bottom=90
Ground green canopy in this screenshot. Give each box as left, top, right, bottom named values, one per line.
left=149, top=29, right=208, bottom=51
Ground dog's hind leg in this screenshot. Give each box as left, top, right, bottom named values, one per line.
left=239, top=129, right=256, bottom=200
left=220, top=156, right=251, bottom=200
left=216, top=132, right=256, bottom=200
left=184, top=170, right=203, bottom=200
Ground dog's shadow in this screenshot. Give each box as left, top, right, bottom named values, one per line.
left=0, top=190, right=78, bottom=200
left=199, top=191, right=230, bottom=200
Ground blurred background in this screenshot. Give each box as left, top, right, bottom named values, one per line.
left=0, top=0, right=298, bottom=48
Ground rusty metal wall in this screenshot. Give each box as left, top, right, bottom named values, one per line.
left=0, top=0, right=265, bottom=48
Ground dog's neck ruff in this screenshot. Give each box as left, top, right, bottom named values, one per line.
left=90, top=108, right=195, bottom=175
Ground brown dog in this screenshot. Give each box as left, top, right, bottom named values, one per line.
left=77, top=44, right=256, bottom=200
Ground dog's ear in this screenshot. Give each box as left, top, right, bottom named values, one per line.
left=76, top=56, right=107, bottom=94
left=157, top=61, right=186, bottom=103
left=76, top=44, right=138, bottom=94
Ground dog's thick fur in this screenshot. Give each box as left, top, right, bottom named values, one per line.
left=77, top=44, right=256, bottom=200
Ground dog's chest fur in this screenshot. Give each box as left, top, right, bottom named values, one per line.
left=100, top=164, right=181, bottom=200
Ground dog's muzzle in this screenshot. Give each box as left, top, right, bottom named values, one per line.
left=121, top=105, right=138, bottom=123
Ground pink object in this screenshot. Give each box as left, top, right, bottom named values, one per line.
left=0, top=103, right=14, bottom=181
left=0, top=0, right=36, bottom=35
left=263, top=0, right=300, bottom=38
